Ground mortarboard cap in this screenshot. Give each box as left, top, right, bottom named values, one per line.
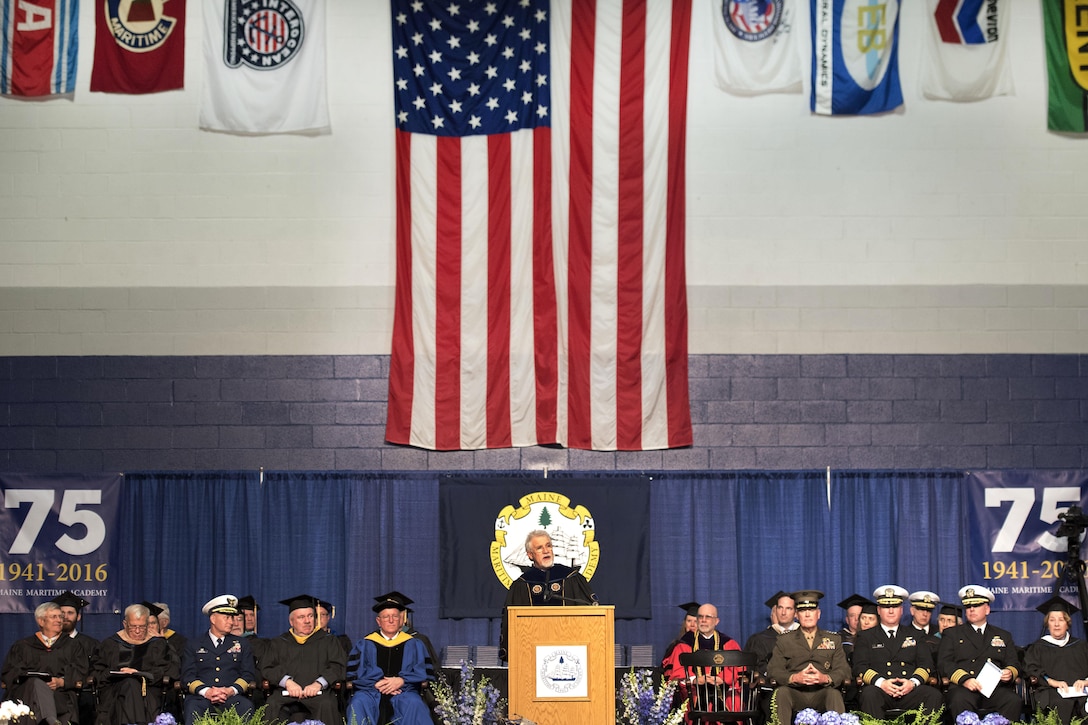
left=765, top=591, right=792, bottom=609
left=1036, top=595, right=1079, bottom=616
left=51, top=591, right=89, bottom=610
left=372, top=595, right=408, bottom=614
left=141, top=601, right=164, bottom=617
left=678, top=601, right=700, bottom=617
left=279, top=594, right=320, bottom=612
left=837, top=594, right=870, bottom=610
left=792, top=590, right=824, bottom=610
left=860, top=601, right=878, bottom=615
left=237, top=595, right=259, bottom=611
left=373, top=591, right=415, bottom=607
left=939, top=603, right=962, bottom=617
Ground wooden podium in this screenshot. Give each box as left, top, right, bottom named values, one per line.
left=506, top=605, right=615, bottom=725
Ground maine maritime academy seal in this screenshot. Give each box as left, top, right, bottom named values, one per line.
left=490, top=491, right=599, bottom=588
left=539, top=649, right=585, bottom=695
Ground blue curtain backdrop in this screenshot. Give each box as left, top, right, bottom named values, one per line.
left=0, top=470, right=1067, bottom=663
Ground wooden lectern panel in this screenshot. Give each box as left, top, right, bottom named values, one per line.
left=507, top=605, right=615, bottom=725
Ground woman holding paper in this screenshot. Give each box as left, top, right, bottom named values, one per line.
left=1025, top=595, right=1088, bottom=724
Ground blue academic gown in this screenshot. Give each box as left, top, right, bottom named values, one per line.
left=346, top=631, right=431, bottom=725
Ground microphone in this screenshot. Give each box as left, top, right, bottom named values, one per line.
left=542, top=590, right=596, bottom=606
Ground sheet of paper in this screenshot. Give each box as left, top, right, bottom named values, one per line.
left=1058, top=686, right=1087, bottom=698
left=976, top=660, right=1003, bottom=697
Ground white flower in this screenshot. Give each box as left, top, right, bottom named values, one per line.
left=0, top=700, right=33, bottom=724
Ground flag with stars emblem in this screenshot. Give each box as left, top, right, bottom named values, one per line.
left=386, top=0, right=694, bottom=451
left=200, top=0, right=329, bottom=133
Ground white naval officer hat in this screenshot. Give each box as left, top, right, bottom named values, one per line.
left=909, top=590, right=940, bottom=610
left=872, top=585, right=909, bottom=607
left=958, top=585, right=995, bottom=606
left=202, top=594, right=240, bottom=616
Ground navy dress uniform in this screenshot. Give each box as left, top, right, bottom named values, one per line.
left=937, top=585, right=1022, bottom=721
left=181, top=596, right=256, bottom=725
left=852, top=585, right=944, bottom=718
left=908, top=590, right=942, bottom=658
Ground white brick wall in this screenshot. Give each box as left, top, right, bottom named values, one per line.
left=0, top=1, right=1086, bottom=355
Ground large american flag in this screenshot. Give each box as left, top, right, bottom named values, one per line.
left=385, top=0, right=693, bottom=451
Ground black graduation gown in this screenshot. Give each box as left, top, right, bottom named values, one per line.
left=91, top=634, right=178, bottom=725
left=1, top=633, right=85, bottom=723
left=259, top=629, right=346, bottom=725
left=499, top=563, right=598, bottom=659
left=1025, top=637, right=1088, bottom=724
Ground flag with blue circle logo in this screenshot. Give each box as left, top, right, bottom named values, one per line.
left=810, top=0, right=902, bottom=115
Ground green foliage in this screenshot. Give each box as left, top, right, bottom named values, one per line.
left=1025, top=707, right=1087, bottom=725
left=538, top=507, right=552, bottom=527
left=854, top=705, right=944, bottom=725
left=191, top=705, right=269, bottom=725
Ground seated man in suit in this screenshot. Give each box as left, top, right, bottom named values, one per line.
left=767, top=590, right=851, bottom=725
left=181, top=595, right=256, bottom=725
left=937, top=585, right=1021, bottom=721
left=2, top=601, right=86, bottom=725
left=92, top=603, right=178, bottom=725
left=259, top=594, right=345, bottom=725
left=853, top=585, right=944, bottom=718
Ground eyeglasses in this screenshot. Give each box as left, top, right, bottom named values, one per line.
left=124, top=623, right=148, bottom=630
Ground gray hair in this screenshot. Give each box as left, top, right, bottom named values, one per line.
left=524, top=529, right=551, bottom=555
left=153, top=602, right=170, bottom=622
left=34, top=602, right=61, bottom=622
left=124, top=603, right=149, bottom=621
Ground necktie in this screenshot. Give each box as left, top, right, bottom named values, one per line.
left=975, top=627, right=983, bottom=636
left=887, top=629, right=895, bottom=639
left=215, top=637, right=222, bottom=648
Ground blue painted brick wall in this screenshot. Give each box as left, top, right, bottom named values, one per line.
left=1, top=354, right=1086, bottom=472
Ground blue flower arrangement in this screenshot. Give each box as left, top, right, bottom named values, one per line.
left=956, top=713, right=1010, bottom=725
left=617, top=669, right=685, bottom=725
left=432, top=659, right=506, bottom=725
left=794, top=709, right=861, bottom=725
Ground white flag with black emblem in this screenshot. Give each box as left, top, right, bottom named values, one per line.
left=200, top=0, right=330, bottom=133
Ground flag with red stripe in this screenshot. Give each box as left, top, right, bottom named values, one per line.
left=921, top=0, right=1013, bottom=101
left=0, top=0, right=78, bottom=97
left=385, top=0, right=693, bottom=451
